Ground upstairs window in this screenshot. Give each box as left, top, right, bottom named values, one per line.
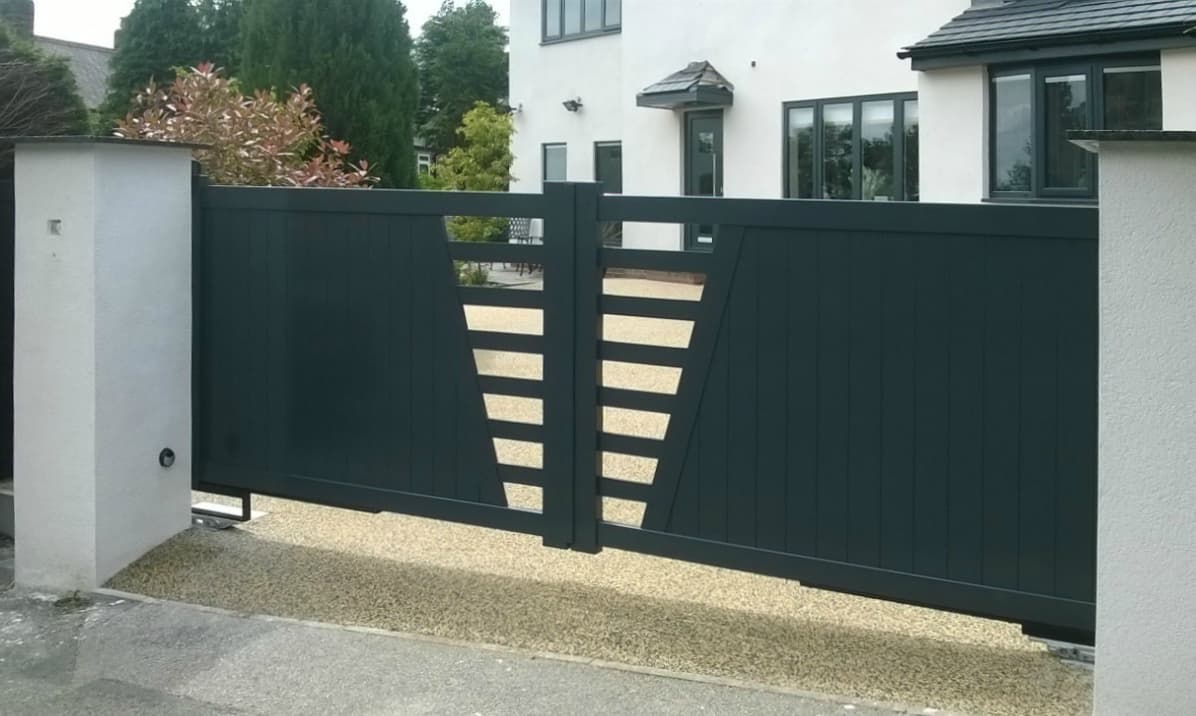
left=784, top=93, right=920, bottom=202
left=990, top=56, right=1162, bottom=200
left=543, top=0, right=620, bottom=42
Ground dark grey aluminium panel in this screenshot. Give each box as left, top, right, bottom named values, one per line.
left=619, top=196, right=1098, bottom=642
left=195, top=189, right=543, bottom=533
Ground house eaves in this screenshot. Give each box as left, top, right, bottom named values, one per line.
left=900, top=0, right=1196, bottom=69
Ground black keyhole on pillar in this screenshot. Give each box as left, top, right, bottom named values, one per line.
left=159, top=448, right=176, bottom=468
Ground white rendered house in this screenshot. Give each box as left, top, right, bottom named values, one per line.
left=509, top=0, right=1196, bottom=250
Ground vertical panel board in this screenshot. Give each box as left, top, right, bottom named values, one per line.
left=982, top=237, right=1022, bottom=590
left=388, top=215, right=414, bottom=493
left=755, top=230, right=788, bottom=552
left=879, top=233, right=916, bottom=572
left=913, top=235, right=951, bottom=578
left=785, top=230, right=819, bottom=556
left=698, top=327, right=729, bottom=541
left=409, top=219, right=438, bottom=496
left=242, top=212, right=271, bottom=469
left=343, top=214, right=390, bottom=489
left=816, top=232, right=850, bottom=561
left=289, top=211, right=331, bottom=478
left=946, top=235, right=986, bottom=583
left=1018, top=239, right=1059, bottom=595
left=265, top=211, right=290, bottom=480
left=204, top=209, right=253, bottom=469
left=340, top=213, right=371, bottom=486
left=847, top=233, right=884, bottom=567
left=1054, top=238, right=1098, bottom=601
left=725, top=233, right=759, bottom=547
left=431, top=219, right=461, bottom=499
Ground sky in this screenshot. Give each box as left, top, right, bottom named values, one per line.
left=33, top=0, right=510, bottom=48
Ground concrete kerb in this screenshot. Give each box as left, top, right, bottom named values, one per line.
left=91, top=585, right=965, bottom=716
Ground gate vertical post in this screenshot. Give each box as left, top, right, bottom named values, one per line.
left=541, top=182, right=578, bottom=549
left=570, top=183, right=603, bottom=553
left=541, top=182, right=603, bottom=551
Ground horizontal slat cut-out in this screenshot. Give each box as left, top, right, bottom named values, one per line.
left=474, top=351, right=543, bottom=380
left=493, top=438, right=542, bottom=469
left=449, top=241, right=544, bottom=263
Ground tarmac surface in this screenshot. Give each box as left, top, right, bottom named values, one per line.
left=1, top=587, right=942, bottom=716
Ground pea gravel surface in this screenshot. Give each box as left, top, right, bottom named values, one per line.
left=110, top=278, right=1093, bottom=716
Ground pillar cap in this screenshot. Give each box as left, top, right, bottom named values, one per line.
left=4, top=136, right=209, bottom=150
left=1069, top=130, right=1196, bottom=154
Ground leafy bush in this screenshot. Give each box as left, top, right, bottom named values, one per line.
left=114, top=63, right=376, bottom=187
left=425, top=101, right=513, bottom=243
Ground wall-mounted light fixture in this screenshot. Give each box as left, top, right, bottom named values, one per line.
left=562, top=97, right=583, bottom=112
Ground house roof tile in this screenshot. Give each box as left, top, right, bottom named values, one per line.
left=33, top=36, right=113, bottom=109
left=901, top=0, right=1196, bottom=59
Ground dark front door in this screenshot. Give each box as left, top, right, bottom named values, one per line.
left=684, top=111, right=723, bottom=250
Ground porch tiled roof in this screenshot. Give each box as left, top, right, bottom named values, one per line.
left=901, top=0, right=1196, bottom=59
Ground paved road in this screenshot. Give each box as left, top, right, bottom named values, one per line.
left=0, top=589, right=934, bottom=716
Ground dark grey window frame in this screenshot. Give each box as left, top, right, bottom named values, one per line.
left=542, top=142, right=567, bottom=183
left=782, top=92, right=919, bottom=202
left=593, top=140, right=622, bottom=193
left=988, top=54, right=1162, bottom=202
left=542, top=0, right=620, bottom=44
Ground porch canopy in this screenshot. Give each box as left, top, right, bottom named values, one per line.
left=636, top=61, right=734, bottom=110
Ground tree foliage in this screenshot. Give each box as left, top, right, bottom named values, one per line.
left=115, top=64, right=376, bottom=188
left=426, top=101, right=513, bottom=242
left=240, top=0, right=419, bottom=188
left=415, top=0, right=507, bottom=153
left=102, top=0, right=243, bottom=121
left=0, top=23, right=89, bottom=168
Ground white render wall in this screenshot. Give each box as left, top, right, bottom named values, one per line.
left=916, top=66, right=988, bottom=203
left=13, top=142, right=194, bottom=591
left=510, top=0, right=970, bottom=249
left=1093, top=138, right=1196, bottom=716
left=1162, top=47, right=1196, bottom=130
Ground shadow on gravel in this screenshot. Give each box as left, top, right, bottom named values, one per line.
left=109, top=527, right=1091, bottom=716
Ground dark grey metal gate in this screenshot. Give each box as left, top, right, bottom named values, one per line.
left=195, top=181, right=1098, bottom=643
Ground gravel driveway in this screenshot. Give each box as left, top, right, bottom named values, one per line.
left=110, top=277, right=1092, bottom=716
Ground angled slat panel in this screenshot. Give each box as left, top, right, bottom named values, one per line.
left=641, top=227, right=745, bottom=531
